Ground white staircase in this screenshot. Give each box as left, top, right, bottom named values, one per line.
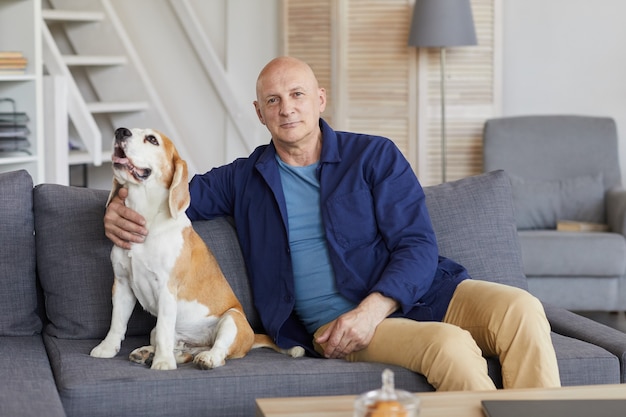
left=41, top=0, right=195, bottom=185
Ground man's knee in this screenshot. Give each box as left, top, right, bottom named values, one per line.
left=502, top=288, right=549, bottom=329
left=422, top=324, right=482, bottom=364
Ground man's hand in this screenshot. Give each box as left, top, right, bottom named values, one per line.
left=103, top=187, right=148, bottom=249
left=315, top=292, right=398, bottom=359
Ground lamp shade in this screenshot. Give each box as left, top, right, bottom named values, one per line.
left=408, top=0, right=477, bottom=47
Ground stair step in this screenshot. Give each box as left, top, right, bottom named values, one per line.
left=42, top=9, right=105, bottom=22
left=63, top=55, right=127, bottom=66
left=69, top=150, right=111, bottom=166
left=87, top=101, right=150, bottom=114
left=68, top=150, right=94, bottom=166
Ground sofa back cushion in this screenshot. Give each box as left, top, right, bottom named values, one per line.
left=424, top=170, right=528, bottom=290
left=0, top=170, right=42, bottom=336
left=34, top=184, right=260, bottom=339
left=188, top=218, right=261, bottom=331
left=34, top=184, right=155, bottom=339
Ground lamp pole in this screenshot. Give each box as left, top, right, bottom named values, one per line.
left=440, top=47, right=447, bottom=183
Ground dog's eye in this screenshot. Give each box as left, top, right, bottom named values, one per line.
left=144, top=135, right=159, bottom=146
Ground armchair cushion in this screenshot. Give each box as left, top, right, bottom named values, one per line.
left=519, top=230, right=626, bottom=276
left=511, top=173, right=605, bottom=230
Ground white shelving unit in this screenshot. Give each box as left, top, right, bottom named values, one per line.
left=0, top=0, right=44, bottom=183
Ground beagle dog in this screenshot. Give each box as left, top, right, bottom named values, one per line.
left=90, top=127, right=304, bottom=370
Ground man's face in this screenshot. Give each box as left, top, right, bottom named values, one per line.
left=254, top=60, right=326, bottom=149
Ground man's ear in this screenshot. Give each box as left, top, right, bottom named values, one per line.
left=318, top=87, right=327, bottom=113
left=254, top=101, right=266, bottom=125
left=168, top=157, right=190, bottom=219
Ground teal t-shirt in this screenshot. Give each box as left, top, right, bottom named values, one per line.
left=276, top=157, right=357, bottom=333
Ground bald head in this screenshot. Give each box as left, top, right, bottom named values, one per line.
left=255, top=56, right=320, bottom=102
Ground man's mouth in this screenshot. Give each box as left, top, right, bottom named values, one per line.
left=112, top=145, right=152, bottom=181
left=280, top=120, right=300, bottom=129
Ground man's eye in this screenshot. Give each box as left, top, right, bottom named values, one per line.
left=267, top=98, right=278, bottom=104
left=145, top=135, right=159, bottom=145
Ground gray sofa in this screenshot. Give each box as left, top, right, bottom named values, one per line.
left=483, top=115, right=626, bottom=311
left=2, top=168, right=625, bottom=417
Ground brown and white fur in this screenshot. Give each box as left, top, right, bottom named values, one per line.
left=90, top=127, right=304, bottom=370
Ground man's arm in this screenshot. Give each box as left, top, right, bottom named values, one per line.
left=103, top=187, right=147, bottom=249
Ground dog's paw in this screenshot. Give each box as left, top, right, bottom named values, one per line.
left=150, top=357, right=177, bottom=371
left=90, top=341, right=120, bottom=358
left=194, top=349, right=226, bottom=370
left=287, top=346, right=305, bottom=358
left=129, top=345, right=155, bottom=365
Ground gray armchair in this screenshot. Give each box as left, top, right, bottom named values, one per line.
left=483, top=115, right=626, bottom=311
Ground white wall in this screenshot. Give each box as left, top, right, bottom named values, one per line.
left=503, top=0, right=626, bottom=183
left=86, top=0, right=279, bottom=188
left=87, top=1, right=626, bottom=187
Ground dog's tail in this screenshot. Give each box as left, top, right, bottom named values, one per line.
left=252, top=334, right=305, bottom=358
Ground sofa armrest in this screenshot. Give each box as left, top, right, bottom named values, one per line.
left=606, top=186, right=626, bottom=235
left=543, top=303, right=626, bottom=383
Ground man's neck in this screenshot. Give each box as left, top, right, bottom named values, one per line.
left=275, top=136, right=322, bottom=167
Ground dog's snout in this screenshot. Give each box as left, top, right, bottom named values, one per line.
left=115, top=127, right=132, bottom=141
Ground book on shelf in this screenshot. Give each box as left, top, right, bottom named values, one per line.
left=0, top=51, right=28, bottom=74
left=0, top=51, right=24, bottom=59
left=556, top=220, right=609, bottom=232
left=0, top=59, right=27, bottom=66
left=0, top=70, right=27, bottom=75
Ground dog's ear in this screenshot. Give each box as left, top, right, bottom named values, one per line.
left=106, top=178, right=124, bottom=207
left=168, top=156, right=190, bottom=219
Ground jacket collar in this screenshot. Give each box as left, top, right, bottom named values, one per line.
left=318, top=118, right=341, bottom=165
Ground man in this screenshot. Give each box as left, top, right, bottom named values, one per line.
left=104, top=56, right=560, bottom=391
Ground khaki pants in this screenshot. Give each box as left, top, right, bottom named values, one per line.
left=313, top=280, right=561, bottom=391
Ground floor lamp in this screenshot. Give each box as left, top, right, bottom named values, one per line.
left=408, top=0, right=477, bottom=183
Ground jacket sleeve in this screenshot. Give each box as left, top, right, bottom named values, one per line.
left=367, top=139, right=439, bottom=313
left=186, top=163, right=236, bottom=221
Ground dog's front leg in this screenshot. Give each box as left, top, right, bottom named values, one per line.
left=90, top=277, right=137, bottom=358
left=150, top=289, right=178, bottom=370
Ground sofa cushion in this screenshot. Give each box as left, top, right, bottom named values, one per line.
left=0, top=336, right=66, bottom=417
left=46, top=334, right=433, bottom=417
left=192, top=218, right=263, bottom=332
left=424, top=170, right=527, bottom=290
left=519, top=230, right=626, bottom=277
left=34, top=184, right=155, bottom=339
left=0, top=170, right=41, bottom=336
left=510, top=173, right=605, bottom=230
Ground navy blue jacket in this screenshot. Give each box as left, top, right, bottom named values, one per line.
left=187, top=119, right=469, bottom=353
